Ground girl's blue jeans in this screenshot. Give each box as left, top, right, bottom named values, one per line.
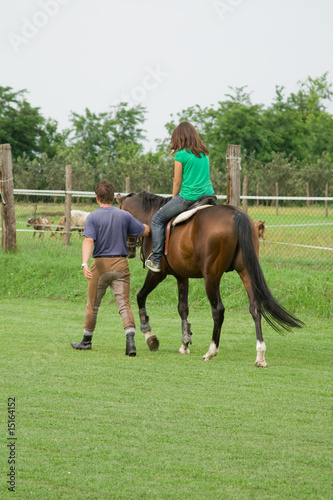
left=151, top=195, right=195, bottom=264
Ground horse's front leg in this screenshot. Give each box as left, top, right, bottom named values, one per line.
left=202, top=277, right=224, bottom=361
left=137, top=271, right=166, bottom=351
left=177, top=277, right=192, bottom=354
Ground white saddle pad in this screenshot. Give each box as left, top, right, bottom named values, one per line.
left=172, top=205, right=214, bottom=226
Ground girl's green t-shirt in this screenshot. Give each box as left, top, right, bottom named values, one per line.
left=175, top=148, right=214, bottom=200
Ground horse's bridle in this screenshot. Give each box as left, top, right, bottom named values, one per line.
left=127, top=235, right=138, bottom=252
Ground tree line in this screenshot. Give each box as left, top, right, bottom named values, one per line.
left=1, top=73, right=332, bottom=197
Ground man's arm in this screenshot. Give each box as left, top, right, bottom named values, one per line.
left=140, top=224, right=150, bottom=237
left=82, top=237, right=94, bottom=280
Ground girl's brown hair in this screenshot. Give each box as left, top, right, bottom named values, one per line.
left=170, top=121, right=209, bottom=158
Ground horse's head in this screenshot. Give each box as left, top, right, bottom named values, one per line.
left=117, top=191, right=171, bottom=223
left=126, top=235, right=139, bottom=259
left=115, top=194, right=138, bottom=257
left=117, top=191, right=171, bottom=259
left=116, top=192, right=137, bottom=210
left=255, top=220, right=266, bottom=239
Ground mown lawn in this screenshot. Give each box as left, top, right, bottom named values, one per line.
left=0, top=239, right=332, bottom=498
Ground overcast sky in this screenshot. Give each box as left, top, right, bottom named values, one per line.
left=1, top=0, right=333, bottom=151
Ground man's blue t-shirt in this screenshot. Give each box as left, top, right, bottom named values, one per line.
left=84, top=206, right=145, bottom=258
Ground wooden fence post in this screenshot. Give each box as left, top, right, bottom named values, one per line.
left=325, top=183, right=328, bottom=217
left=256, top=180, right=259, bottom=207
left=306, top=182, right=310, bottom=207
left=242, top=174, right=249, bottom=213
left=0, top=144, right=16, bottom=252
left=63, top=165, right=72, bottom=246
left=226, top=145, right=241, bottom=207
left=125, top=177, right=131, bottom=193
left=275, top=182, right=279, bottom=215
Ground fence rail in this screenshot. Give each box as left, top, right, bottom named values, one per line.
left=13, top=189, right=333, bottom=202
left=242, top=195, right=333, bottom=201
left=13, top=189, right=97, bottom=198
left=1, top=190, right=332, bottom=268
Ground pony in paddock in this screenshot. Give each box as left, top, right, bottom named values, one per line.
left=117, top=192, right=303, bottom=365
left=255, top=220, right=266, bottom=240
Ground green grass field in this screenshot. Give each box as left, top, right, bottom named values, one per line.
left=247, top=205, right=333, bottom=264
left=0, top=233, right=332, bottom=498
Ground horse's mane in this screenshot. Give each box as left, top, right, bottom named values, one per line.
left=133, top=191, right=172, bottom=213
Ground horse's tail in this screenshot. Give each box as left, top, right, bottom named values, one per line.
left=234, top=211, right=304, bottom=332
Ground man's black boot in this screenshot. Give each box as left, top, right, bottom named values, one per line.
left=71, top=335, right=92, bottom=350
left=125, top=333, right=136, bottom=357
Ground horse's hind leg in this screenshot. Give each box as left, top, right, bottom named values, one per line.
left=202, top=277, right=225, bottom=361
left=177, top=277, right=192, bottom=354
left=238, top=269, right=267, bottom=367
left=137, top=272, right=166, bottom=351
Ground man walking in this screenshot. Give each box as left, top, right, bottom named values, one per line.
left=71, top=180, right=150, bottom=356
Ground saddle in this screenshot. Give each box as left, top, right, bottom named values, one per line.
left=164, top=195, right=217, bottom=256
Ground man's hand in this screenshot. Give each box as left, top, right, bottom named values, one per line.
left=82, top=237, right=94, bottom=280
left=82, top=264, right=92, bottom=280
left=141, top=224, right=151, bottom=237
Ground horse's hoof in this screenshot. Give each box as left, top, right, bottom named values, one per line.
left=202, top=343, right=219, bottom=361
left=146, top=334, right=159, bottom=352
left=202, top=352, right=218, bottom=361
left=178, top=345, right=190, bottom=354
left=202, top=354, right=213, bottom=361
left=255, top=361, right=268, bottom=368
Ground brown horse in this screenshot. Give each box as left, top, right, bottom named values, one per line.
left=118, top=191, right=303, bottom=365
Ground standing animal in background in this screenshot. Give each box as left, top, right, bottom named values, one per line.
left=52, top=210, right=90, bottom=236
left=255, top=220, right=266, bottom=240
left=53, top=215, right=66, bottom=235
left=27, top=216, right=54, bottom=238
left=70, top=210, right=90, bottom=234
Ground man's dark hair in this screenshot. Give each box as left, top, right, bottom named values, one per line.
left=95, top=180, right=115, bottom=204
